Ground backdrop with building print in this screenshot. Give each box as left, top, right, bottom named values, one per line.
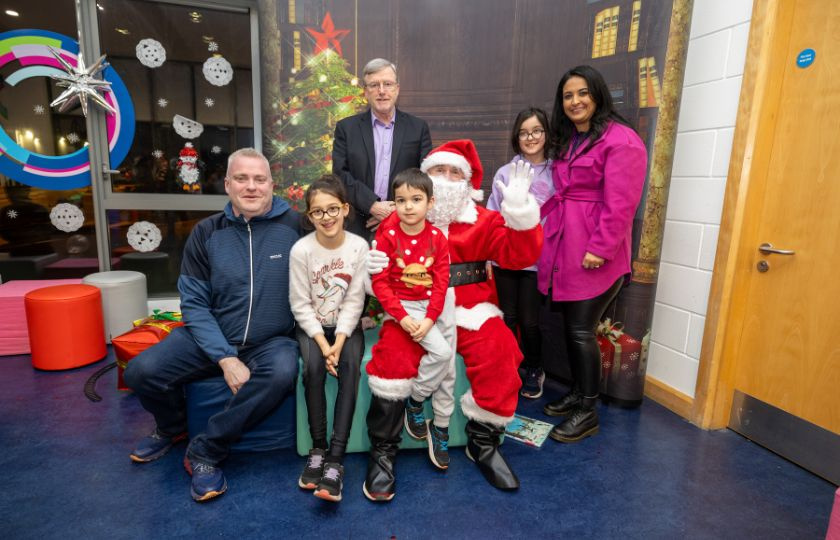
left=259, top=0, right=687, bottom=405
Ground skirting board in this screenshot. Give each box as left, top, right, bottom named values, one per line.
left=644, top=375, right=693, bottom=419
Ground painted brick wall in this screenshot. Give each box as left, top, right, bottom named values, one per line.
left=647, top=0, right=753, bottom=397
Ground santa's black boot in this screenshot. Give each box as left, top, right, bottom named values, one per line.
left=465, top=420, right=520, bottom=490
left=363, top=395, right=405, bottom=502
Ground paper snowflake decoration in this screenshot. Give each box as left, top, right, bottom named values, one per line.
left=157, top=98, right=169, bottom=108
left=211, top=145, right=222, bottom=154
left=50, top=203, right=85, bottom=232
left=151, top=149, right=164, bottom=159
left=207, top=41, right=219, bottom=52
left=127, top=221, right=162, bottom=252
left=66, top=132, right=80, bottom=144
left=33, top=105, right=45, bottom=115
left=204, top=97, right=215, bottom=108
left=6, top=209, right=18, bottom=219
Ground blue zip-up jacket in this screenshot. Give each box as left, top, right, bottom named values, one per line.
left=177, top=196, right=300, bottom=362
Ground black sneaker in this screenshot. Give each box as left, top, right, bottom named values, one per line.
left=404, top=398, right=428, bottom=439
left=314, top=462, right=344, bottom=502
left=298, top=448, right=326, bottom=490
left=520, top=367, right=546, bottom=399
left=426, top=421, right=449, bottom=470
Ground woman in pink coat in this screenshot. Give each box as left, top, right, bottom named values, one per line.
left=538, top=65, right=647, bottom=442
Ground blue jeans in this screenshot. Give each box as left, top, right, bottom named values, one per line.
left=124, top=326, right=298, bottom=465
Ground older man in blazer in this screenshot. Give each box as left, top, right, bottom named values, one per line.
left=332, top=58, right=432, bottom=239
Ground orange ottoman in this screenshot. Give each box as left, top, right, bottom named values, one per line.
left=24, top=284, right=107, bottom=370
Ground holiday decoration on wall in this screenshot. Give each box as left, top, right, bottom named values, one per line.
left=49, top=202, right=85, bottom=232
left=177, top=143, right=201, bottom=192
left=127, top=221, right=162, bottom=252
left=0, top=29, right=135, bottom=190
left=48, top=43, right=116, bottom=116
left=204, top=97, right=215, bottom=108
left=135, top=38, right=166, bottom=68
left=172, top=114, right=204, bottom=139
left=157, top=98, right=168, bottom=108
left=267, top=12, right=365, bottom=198
left=33, top=105, right=45, bottom=115
left=207, top=41, right=219, bottom=52
left=202, top=55, right=233, bottom=86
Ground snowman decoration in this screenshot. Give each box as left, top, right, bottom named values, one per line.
left=316, top=272, right=352, bottom=323
left=177, top=142, right=201, bottom=192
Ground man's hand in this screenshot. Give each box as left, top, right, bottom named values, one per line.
left=400, top=316, right=420, bottom=336
left=495, top=160, right=534, bottom=209
left=410, top=318, right=434, bottom=342
left=367, top=239, right=389, bottom=275
left=218, top=356, right=250, bottom=395
left=365, top=216, right=382, bottom=231
left=369, top=200, right=395, bottom=221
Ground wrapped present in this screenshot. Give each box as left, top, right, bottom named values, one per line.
left=113, top=310, right=184, bottom=390
left=597, top=319, right=643, bottom=395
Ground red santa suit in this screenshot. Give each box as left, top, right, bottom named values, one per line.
left=366, top=140, right=543, bottom=426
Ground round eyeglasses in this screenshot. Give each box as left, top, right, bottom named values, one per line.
left=518, top=128, right=545, bottom=141
left=308, top=206, right=343, bottom=220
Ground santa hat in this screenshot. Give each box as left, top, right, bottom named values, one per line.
left=177, top=142, right=198, bottom=166
left=331, top=273, right=351, bottom=290
left=420, top=139, right=484, bottom=201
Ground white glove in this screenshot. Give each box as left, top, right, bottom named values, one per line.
left=367, top=239, right=388, bottom=275
left=494, top=160, right=534, bottom=210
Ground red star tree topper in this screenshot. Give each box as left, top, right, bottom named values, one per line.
left=306, top=12, right=350, bottom=56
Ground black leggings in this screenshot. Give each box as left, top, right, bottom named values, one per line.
left=551, top=278, right=623, bottom=399
left=297, top=326, right=364, bottom=462
left=494, top=267, right=543, bottom=369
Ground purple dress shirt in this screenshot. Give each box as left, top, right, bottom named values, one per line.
left=372, top=115, right=395, bottom=200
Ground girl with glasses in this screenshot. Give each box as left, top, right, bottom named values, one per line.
left=486, top=107, right=555, bottom=399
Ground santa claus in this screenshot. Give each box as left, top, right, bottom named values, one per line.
left=364, top=139, right=543, bottom=499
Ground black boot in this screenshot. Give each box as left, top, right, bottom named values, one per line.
left=465, top=420, right=519, bottom=490
left=543, top=389, right=582, bottom=417
left=549, top=402, right=599, bottom=443
left=363, top=395, right=405, bottom=502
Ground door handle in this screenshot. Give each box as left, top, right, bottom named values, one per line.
left=101, top=164, right=121, bottom=175
left=758, top=242, right=795, bottom=255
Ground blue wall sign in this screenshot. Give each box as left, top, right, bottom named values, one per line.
left=796, top=48, right=815, bottom=68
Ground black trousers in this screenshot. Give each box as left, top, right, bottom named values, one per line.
left=494, top=267, right=543, bottom=369
left=551, top=278, right=623, bottom=399
left=297, top=326, right=364, bottom=462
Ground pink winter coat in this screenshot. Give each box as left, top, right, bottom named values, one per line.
left=537, top=121, right=647, bottom=301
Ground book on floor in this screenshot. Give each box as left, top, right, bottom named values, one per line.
left=505, top=414, right=553, bottom=448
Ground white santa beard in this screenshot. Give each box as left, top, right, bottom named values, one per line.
left=428, top=175, right=471, bottom=227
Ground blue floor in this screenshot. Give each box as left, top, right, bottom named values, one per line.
left=0, top=349, right=835, bottom=539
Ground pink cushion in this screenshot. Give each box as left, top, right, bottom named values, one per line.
left=0, top=279, right=83, bottom=356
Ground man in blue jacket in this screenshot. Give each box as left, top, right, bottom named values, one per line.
left=124, top=147, right=300, bottom=502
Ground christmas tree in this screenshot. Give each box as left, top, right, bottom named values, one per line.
left=269, top=48, right=366, bottom=210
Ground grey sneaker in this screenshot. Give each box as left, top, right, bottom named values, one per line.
left=520, top=367, right=546, bottom=399
left=299, top=448, right=326, bottom=490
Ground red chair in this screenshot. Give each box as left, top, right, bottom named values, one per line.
left=24, top=284, right=106, bottom=370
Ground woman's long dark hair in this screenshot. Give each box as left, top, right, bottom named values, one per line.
left=550, top=65, right=633, bottom=158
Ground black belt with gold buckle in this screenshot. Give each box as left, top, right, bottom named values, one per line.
left=449, top=261, right=490, bottom=287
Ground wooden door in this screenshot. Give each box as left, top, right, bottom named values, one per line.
left=700, top=0, right=840, bottom=484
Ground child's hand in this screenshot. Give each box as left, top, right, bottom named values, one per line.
left=411, top=318, right=435, bottom=342
left=400, top=316, right=420, bottom=335
left=325, top=353, right=338, bottom=377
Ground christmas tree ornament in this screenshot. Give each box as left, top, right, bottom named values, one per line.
left=135, top=38, right=166, bottom=68
left=202, top=55, right=233, bottom=86
left=172, top=114, right=204, bottom=139
left=127, top=221, right=162, bottom=252
left=48, top=46, right=115, bottom=116
left=50, top=202, right=85, bottom=232
left=306, top=12, right=349, bottom=56
left=177, top=142, right=201, bottom=192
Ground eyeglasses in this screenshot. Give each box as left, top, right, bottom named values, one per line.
left=518, top=128, right=545, bottom=141
left=308, top=206, right=343, bottom=220
left=230, top=174, right=271, bottom=185
left=364, top=81, right=398, bottom=91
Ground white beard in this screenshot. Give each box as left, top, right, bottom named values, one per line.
left=427, top=175, right=471, bottom=227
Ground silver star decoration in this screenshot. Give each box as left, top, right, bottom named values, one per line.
left=211, top=145, right=221, bottom=154
left=66, top=132, right=80, bottom=144
left=152, top=149, right=164, bottom=159
left=48, top=47, right=115, bottom=116
left=33, top=105, right=45, bottom=115
left=204, top=97, right=215, bottom=108
left=6, top=209, right=18, bottom=219
left=208, top=41, right=219, bottom=52
left=157, top=98, right=169, bottom=108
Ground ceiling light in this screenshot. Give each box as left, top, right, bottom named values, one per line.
left=5, top=10, right=20, bottom=16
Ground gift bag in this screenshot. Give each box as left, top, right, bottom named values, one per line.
left=112, top=310, right=184, bottom=390
left=597, top=319, right=643, bottom=395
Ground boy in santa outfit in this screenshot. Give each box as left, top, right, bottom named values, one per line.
left=364, top=140, right=542, bottom=500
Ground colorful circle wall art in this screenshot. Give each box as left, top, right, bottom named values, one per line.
left=0, top=29, right=135, bottom=190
